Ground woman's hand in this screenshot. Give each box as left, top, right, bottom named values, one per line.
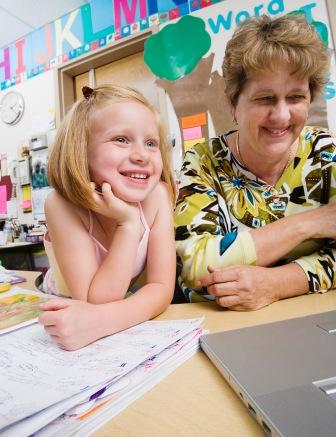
left=198, top=265, right=278, bottom=311
left=38, top=298, right=110, bottom=350
left=91, top=182, right=141, bottom=229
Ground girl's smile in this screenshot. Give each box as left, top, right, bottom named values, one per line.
left=121, top=171, right=150, bottom=185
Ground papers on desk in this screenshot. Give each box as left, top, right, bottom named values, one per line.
left=0, top=265, right=26, bottom=284
left=0, top=314, right=204, bottom=436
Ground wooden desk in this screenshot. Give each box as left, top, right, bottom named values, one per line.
left=15, top=269, right=41, bottom=290
left=94, top=291, right=336, bottom=437
left=14, top=273, right=336, bottom=436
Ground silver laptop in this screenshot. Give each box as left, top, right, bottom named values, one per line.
left=200, top=310, right=336, bottom=437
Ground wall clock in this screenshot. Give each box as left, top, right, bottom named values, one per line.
left=0, top=91, right=25, bottom=125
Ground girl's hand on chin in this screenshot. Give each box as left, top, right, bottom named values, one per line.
left=91, top=182, right=141, bottom=229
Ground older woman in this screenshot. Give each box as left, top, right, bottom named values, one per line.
left=174, top=14, right=336, bottom=309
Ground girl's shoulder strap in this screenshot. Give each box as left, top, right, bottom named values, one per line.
left=138, top=203, right=150, bottom=231
left=87, top=209, right=94, bottom=234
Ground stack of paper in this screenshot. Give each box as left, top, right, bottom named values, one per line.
left=0, top=288, right=204, bottom=436
left=0, top=266, right=26, bottom=284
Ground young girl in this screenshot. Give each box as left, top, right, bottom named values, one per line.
left=38, top=84, right=176, bottom=350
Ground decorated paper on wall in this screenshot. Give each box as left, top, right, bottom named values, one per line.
left=31, top=154, right=49, bottom=189
left=0, top=185, right=7, bottom=214
left=183, top=126, right=203, bottom=140
left=21, top=185, right=32, bottom=212
left=32, top=186, right=53, bottom=217
left=144, top=15, right=211, bottom=80
left=184, top=137, right=205, bottom=152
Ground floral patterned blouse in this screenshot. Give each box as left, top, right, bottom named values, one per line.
left=174, top=126, right=336, bottom=302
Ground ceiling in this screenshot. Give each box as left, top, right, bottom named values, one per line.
left=0, top=0, right=90, bottom=48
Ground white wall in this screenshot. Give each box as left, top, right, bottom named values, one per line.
left=0, top=70, right=56, bottom=224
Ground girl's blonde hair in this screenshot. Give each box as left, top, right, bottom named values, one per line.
left=223, top=14, right=330, bottom=107
left=48, top=84, right=176, bottom=209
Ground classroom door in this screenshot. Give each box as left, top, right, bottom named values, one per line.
left=74, top=51, right=160, bottom=109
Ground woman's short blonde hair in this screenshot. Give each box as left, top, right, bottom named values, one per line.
left=222, top=14, right=330, bottom=106
left=48, top=84, right=176, bottom=209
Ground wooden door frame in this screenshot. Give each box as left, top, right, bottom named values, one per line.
left=55, top=28, right=167, bottom=125
left=326, top=0, right=336, bottom=50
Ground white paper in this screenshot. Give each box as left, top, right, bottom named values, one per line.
left=6, top=325, right=204, bottom=437
left=0, top=317, right=203, bottom=431
left=32, top=186, right=53, bottom=217
left=6, top=199, right=18, bottom=219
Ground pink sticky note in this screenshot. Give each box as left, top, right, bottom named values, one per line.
left=183, top=126, right=202, bottom=141
left=0, top=185, right=7, bottom=214
left=21, top=200, right=32, bottom=208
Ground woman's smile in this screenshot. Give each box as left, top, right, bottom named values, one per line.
left=261, top=126, right=291, bottom=136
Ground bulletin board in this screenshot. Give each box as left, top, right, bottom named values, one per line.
left=144, top=0, right=336, bottom=162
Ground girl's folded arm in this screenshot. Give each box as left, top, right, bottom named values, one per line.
left=45, top=192, right=101, bottom=301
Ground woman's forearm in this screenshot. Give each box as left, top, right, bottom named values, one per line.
left=251, top=213, right=309, bottom=266
left=251, top=205, right=335, bottom=266
left=269, top=263, right=309, bottom=301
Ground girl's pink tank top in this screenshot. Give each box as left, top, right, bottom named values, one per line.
left=43, top=203, right=150, bottom=296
